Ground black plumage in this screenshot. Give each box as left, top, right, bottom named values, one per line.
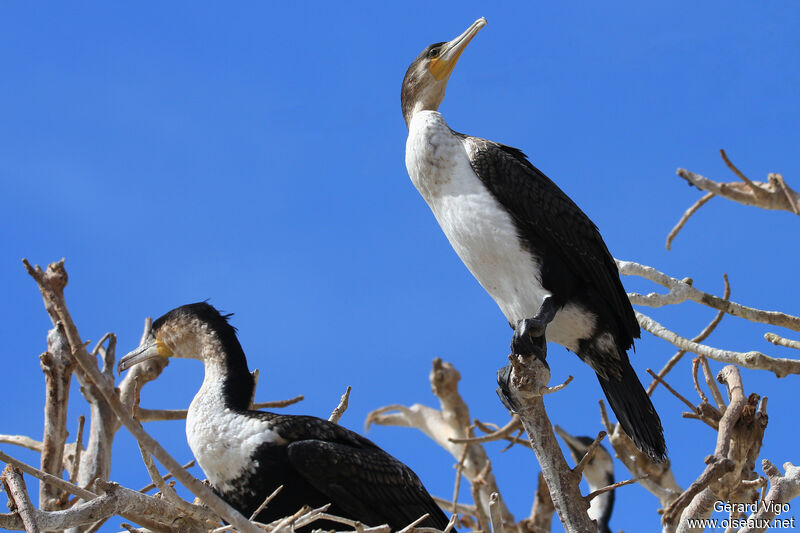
left=401, top=18, right=666, bottom=461
left=221, top=413, right=450, bottom=530
left=119, top=303, right=449, bottom=531
left=462, top=136, right=663, bottom=457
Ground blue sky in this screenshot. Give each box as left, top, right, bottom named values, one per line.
left=2, top=2, right=799, bottom=531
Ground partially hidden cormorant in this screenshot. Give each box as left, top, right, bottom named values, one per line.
left=402, top=18, right=666, bottom=461
left=118, top=302, right=450, bottom=530
left=555, top=426, right=615, bottom=533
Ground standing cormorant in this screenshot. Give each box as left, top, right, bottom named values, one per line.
left=555, top=426, right=616, bottom=533
left=118, top=302, right=450, bottom=530
left=402, top=18, right=666, bottom=461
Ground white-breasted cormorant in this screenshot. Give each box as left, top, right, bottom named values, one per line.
left=401, top=18, right=666, bottom=461
left=555, top=426, right=615, bottom=533
left=118, top=302, right=450, bottom=530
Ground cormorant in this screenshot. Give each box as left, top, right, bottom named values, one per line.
left=401, top=18, right=666, bottom=461
left=118, top=302, right=450, bottom=531
left=555, top=426, right=615, bottom=533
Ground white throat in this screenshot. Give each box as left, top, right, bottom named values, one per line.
left=186, top=364, right=285, bottom=493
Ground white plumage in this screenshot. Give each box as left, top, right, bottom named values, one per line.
left=405, top=110, right=595, bottom=351
left=186, top=362, right=286, bottom=493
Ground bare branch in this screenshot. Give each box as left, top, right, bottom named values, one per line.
left=136, top=442, right=219, bottom=525
left=666, top=191, right=715, bottom=250
left=365, top=359, right=516, bottom=530
left=498, top=353, right=595, bottom=531
left=39, top=324, right=75, bottom=511
left=24, top=258, right=261, bottom=533
left=137, top=395, right=305, bottom=422
left=449, top=416, right=520, bottom=445
left=0, top=449, right=96, bottom=502
left=598, top=401, right=682, bottom=511
left=698, top=357, right=726, bottom=415
left=526, top=472, right=555, bottom=533
left=0, top=436, right=43, bottom=453
left=764, top=332, right=800, bottom=351
left=329, top=386, right=352, bottom=424
left=739, top=461, right=800, bottom=533
left=646, top=369, right=697, bottom=411
left=565, top=430, right=606, bottom=481
left=617, top=259, right=800, bottom=332
left=676, top=154, right=799, bottom=215
left=585, top=474, right=648, bottom=502
left=489, top=492, right=504, bottom=533
left=137, top=459, right=196, bottom=494
left=636, top=311, right=800, bottom=377
left=2, top=464, right=41, bottom=533
left=647, top=274, right=729, bottom=396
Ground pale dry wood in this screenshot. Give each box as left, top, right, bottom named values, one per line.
left=329, top=386, right=352, bottom=424
left=431, top=496, right=476, bottom=516
left=635, top=311, right=800, bottom=377
left=669, top=366, right=768, bottom=531
left=0, top=449, right=97, bottom=501
left=665, top=191, right=715, bottom=250
left=489, top=492, right=504, bottom=533
left=698, top=357, right=727, bottom=415
left=39, top=325, right=75, bottom=511
left=0, top=436, right=43, bottom=452
left=764, top=332, right=800, bottom=351
left=564, top=430, right=606, bottom=481
left=136, top=442, right=219, bottom=525
left=598, top=401, right=682, bottom=518
left=24, top=258, right=261, bottom=533
left=137, top=459, right=196, bottom=494
left=68, top=415, right=86, bottom=488
left=499, top=353, right=595, bottom=532
left=248, top=486, right=283, bottom=521
left=137, top=395, right=305, bottom=422
left=739, top=461, right=800, bottom=533
left=617, top=259, right=800, bottom=332
left=585, top=475, right=647, bottom=502
left=647, top=277, right=728, bottom=396
left=676, top=150, right=799, bottom=215
left=524, top=472, right=555, bottom=533
left=2, top=464, right=41, bottom=533
left=365, top=358, right=516, bottom=531
left=448, top=416, right=520, bottom=445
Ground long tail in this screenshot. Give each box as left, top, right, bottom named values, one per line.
left=594, top=355, right=667, bottom=462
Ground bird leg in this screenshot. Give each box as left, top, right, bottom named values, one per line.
left=511, top=297, right=557, bottom=360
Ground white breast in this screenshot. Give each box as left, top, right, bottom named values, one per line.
left=186, top=373, right=285, bottom=493
left=405, top=111, right=593, bottom=350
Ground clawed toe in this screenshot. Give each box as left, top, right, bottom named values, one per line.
left=511, top=318, right=548, bottom=358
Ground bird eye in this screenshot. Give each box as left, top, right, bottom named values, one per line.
left=428, top=47, right=440, bottom=58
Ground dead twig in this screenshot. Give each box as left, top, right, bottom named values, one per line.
left=666, top=191, right=715, bottom=250
left=647, top=274, right=729, bottom=396
left=329, top=386, right=352, bottom=424
left=2, top=464, right=41, bottom=533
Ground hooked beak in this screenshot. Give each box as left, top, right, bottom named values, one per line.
left=429, top=17, right=487, bottom=81
left=554, top=425, right=589, bottom=458
left=118, top=335, right=173, bottom=373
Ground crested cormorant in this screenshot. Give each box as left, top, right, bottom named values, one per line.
left=119, top=302, right=450, bottom=530
left=401, top=18, right=666, bottom=461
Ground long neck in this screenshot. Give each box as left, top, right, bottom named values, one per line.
left=587, top=471, right=614, bottom=533
left=196, top=334, right=254, bottom=412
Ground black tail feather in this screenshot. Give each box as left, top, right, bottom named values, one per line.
left=596, top=358, right=667, bottom=462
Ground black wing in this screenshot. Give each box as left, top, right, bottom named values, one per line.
left=462, top=135, right=639, bottom=347
left=288, top=440, right=449, bottom=530
left=253, top=413, right=450, bottom=530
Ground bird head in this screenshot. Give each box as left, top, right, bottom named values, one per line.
left=401, top=17, right=486, bottom=126
left=118, top=302, right=239, bottom=372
